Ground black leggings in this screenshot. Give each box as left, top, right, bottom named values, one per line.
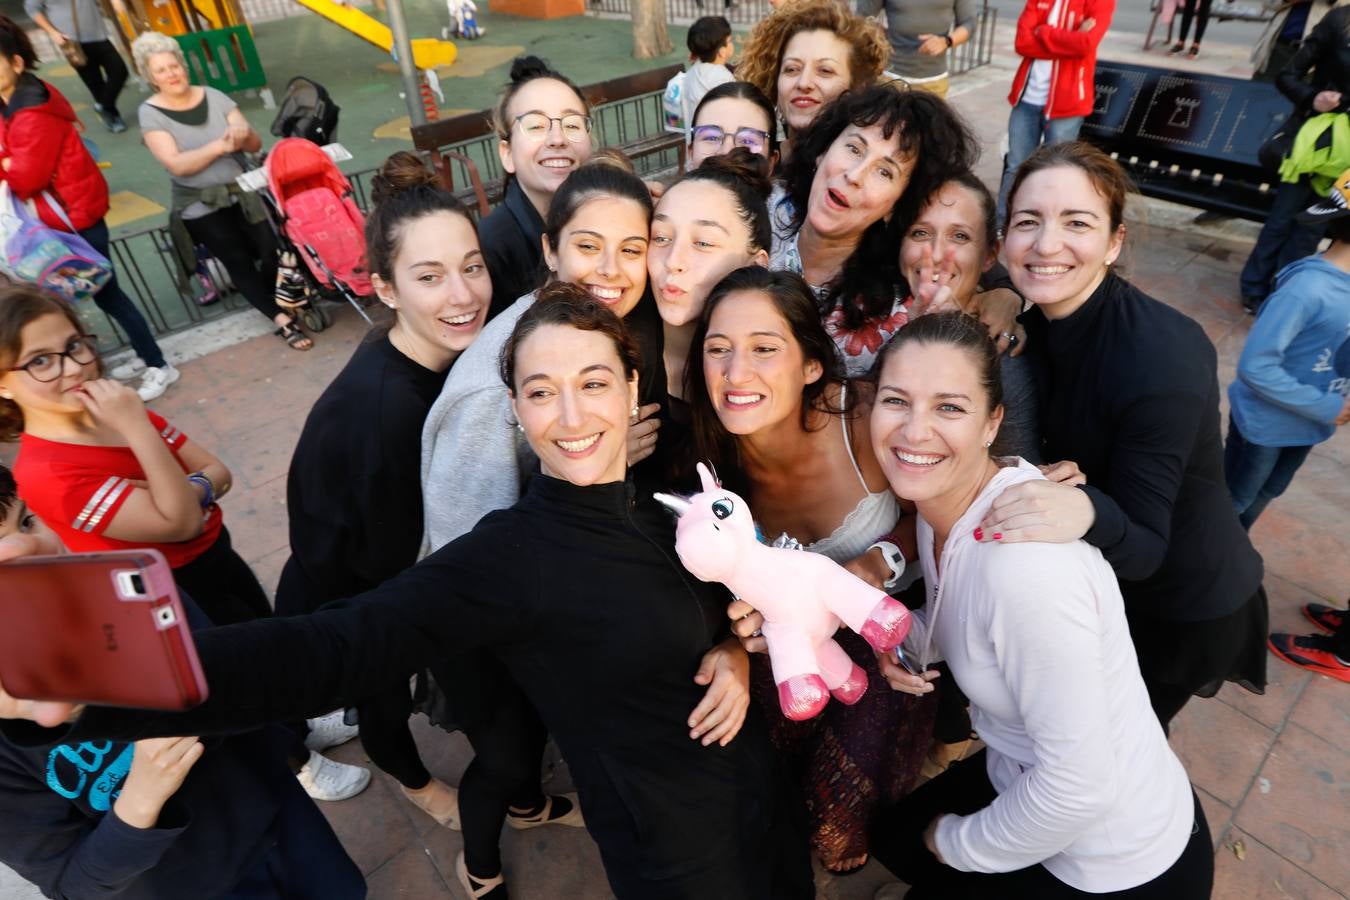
left=172, top=526, right=272, bottom=626
left=184, top=206, right=283, bottom=322
left=73, top=40, right=128, bottom=119
left=354, top=678, right=433, bottom=790
left=871, top=751, right=1214, bottom=899
left=458, top=677, right=549, bottom=876
left=1177, top=0, right=1213, bottom=44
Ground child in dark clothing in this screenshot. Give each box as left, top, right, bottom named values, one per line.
left=0, top=466, right=366, bottom=899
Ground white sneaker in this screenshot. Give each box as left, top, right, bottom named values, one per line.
left=109, top=357, right=146, bottom=381
left=304, top=710, right=360, bottom=752
left=296, top=750, right=370, bottom=801
left=136, top=365, right=180, bottom=402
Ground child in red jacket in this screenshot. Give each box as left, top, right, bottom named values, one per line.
left=995, top=0, right=1113, bottom=223
left=0, top=17, right=177, bottom=402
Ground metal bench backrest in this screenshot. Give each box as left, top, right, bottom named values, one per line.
left=1080, top=61, right=1294, bottom=221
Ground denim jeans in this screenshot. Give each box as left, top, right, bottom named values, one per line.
left=1239, top=178, right=1326, bottom=301
left=79, top=219, right=167, bottom=368
left=1224, top=416, right=1313, bottom=529
left=997, top=101, right=1085, bottom=224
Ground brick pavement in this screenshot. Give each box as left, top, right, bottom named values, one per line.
left=3, top=19, right=1349, bottom=900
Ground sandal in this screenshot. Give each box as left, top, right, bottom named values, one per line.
left=400, top=778, right=461, bottom=829
left=505, top=792, right=585, bottom=830
left=1169, top=41, right=1185, bottom=53
left=1187, top=43, right=1200, bottom=58
left=454, top=851, right=506, bottom=899
left=277, top=321, right=313, bottom=352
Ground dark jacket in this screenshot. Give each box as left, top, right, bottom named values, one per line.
left=478, top=178, right=547, bottom=321
left=0, top=602, right=310, bottom=900
left=276, top=335, right=449, bottom=614
left=1277, top=5, right=1350, bottom=112
left=66, top=476, right=814, bottom=900
left=1023, top=272, right=1264, bottom=622
left=0, top=74, right=108, bottom=231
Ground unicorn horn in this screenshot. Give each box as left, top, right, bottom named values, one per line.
left=653, top=492, right=691, bottom=517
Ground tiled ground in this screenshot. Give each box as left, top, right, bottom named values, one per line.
left=4, top=18, right=1349, bottom=900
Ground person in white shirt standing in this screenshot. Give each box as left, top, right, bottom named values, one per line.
left=995, top=0, right=1113, bottom=223
left=863, top=312, right=1214, bottom=898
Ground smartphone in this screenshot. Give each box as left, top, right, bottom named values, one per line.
left=893, top=645, right=926, bottom=677
left=0, top=550, right=208, bottom=710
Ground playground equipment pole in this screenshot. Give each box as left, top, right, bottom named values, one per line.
left=386, top=0, right=427, bottom=127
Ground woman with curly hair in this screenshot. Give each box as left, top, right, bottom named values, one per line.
left=768, top=85, right=1021, bottom=377
left=737, top=0, right=888, bottom=160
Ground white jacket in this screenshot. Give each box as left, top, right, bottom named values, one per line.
left=906, top=459, right=1194, bottom=892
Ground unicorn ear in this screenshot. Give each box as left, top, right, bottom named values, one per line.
left=696, top=461, right=719, bottom=492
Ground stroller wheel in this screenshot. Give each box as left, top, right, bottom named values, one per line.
left=300, top=304, right=330, bottom=333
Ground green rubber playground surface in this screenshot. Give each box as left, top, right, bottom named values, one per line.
left=19, top=5, right=692, bottom=235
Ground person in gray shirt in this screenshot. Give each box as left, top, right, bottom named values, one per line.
left=26, top=0, right=128, bottom=131
left=856, top=0, right=975, bottom=98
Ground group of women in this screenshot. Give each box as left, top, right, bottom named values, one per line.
left=0, top=2, right=1271, bottom=897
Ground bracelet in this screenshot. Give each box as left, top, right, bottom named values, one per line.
left=187, top=471, right=215, bottom=509
left=944, top=33, right=954, bottom=48
left=868, top=540, right=906, bottom=589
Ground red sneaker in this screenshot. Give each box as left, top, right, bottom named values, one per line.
left=1268, top=633, right=1350, bottom=683
left=1302, top=603, right=1347, bottom=635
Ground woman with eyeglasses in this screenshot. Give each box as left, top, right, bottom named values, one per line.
left=0, top=286, right=271, bottom=628
left=478, top=56, right=595, bottom=320
left=687, top=81, right=780, bottom=171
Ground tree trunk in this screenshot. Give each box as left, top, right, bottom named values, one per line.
left=631, top=0, right=673, bottom=59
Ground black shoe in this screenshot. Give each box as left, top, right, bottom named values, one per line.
left=99, top=109, right=127, bottom=134
left=1241, top=294, right=1263, bottom=315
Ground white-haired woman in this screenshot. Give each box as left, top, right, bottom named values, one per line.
left=130, top=32, right=313, bottom=351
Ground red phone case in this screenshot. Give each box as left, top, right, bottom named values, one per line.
left=0, top=549, right=208, bottom=710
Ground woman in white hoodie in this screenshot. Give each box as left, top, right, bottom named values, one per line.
left=864, top=311, right=1213, bottom=898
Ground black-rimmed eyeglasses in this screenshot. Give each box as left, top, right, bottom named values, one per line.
left=8, top=335, right=97, bottom=383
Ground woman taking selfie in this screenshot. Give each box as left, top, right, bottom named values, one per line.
left=0, top=288, right=268, bottom=629
left=866, top=312, right=1213, bottom=898
left=977, top=142, right=1268, bottom=728
left=5, top=290, right=814, bottom=900
left=478, top=56, right=594, bottom=319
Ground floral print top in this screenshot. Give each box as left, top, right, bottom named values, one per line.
left=767, top=185, right=908, bottom=378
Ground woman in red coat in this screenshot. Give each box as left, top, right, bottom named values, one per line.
left=0, top=17, right=176, bottom=402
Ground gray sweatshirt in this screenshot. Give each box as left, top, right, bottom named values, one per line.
left=855, top=0, right=976, bottom=80
left=25, top=0, right=107, bottom=43
left=419, top=294, right=537, bottom=555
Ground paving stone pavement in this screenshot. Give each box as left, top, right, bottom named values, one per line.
left=3, top=18, right=1349, bottom=900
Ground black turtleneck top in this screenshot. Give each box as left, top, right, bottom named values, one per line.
left=1023, top=272, right=1263, bottom=622
left=478, top=178, right=548, bottom=321
left=65, top=475, right=812, bottom=900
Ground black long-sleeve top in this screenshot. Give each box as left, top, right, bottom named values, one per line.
left=0, top=601, right=304, bottom=900
left=277, top=335, right=449, bottom=615
left=1276, top=6, right=1350, bottom=112
left=63, top=476, right=811, bottom=900
left=478, top=179, right=547, bottom=321
left=1022, top=273, right=1263, bottom=622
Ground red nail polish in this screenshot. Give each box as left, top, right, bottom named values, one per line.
left=993, top=532, right=1003, bottom=541
left=973, top=527, right=983, bottom=541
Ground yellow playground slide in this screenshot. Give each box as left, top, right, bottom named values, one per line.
left=290, top=0, right=457, bottom=68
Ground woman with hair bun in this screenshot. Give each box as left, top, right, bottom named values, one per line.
left=275, top=151, right=491, bottom=810
left=479, top=55, right=594, bottom=319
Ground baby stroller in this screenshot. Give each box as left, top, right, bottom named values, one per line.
left=259, top=137, right=374, bottom=328
left=270, top=76, right=340, bottom=145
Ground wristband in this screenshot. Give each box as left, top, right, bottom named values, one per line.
left=944, top=33, right=954, bottom=48
left=187, top=472, right=215, bottom=509
left=868, top=540, right=906, bottom=589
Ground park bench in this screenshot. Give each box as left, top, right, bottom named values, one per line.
left=410, top=63, right=687, bottom=218
left=1078, top=60, right=1293, bottom=221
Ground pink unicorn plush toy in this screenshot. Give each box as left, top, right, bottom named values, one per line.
left=655, top=463, right=912, bottom=721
